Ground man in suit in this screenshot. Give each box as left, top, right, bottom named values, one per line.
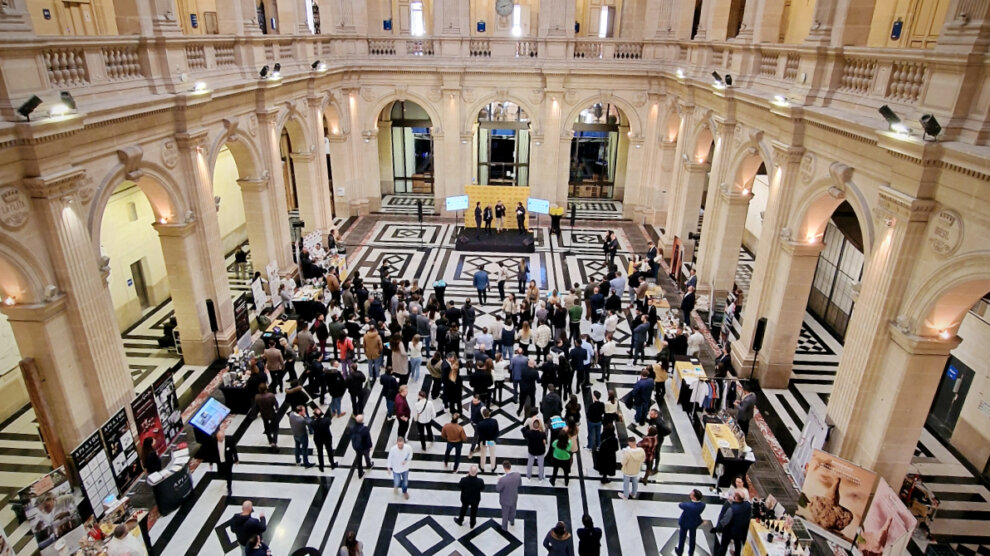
left=515, top=202, right=527, bottom=233
left=680, top=286, right=696, bottom=324
left=629, top=313, right=650, bottom=366
left=685, top=268, right=698, bottom=290
left=735, top=384, right=757, bottom=437
left=630, top=370, right=655, bottom=425
left=350, top=414, right=374, bottom=478
left=216, top=431, right=239, bottom=497
left=675, top=489, right=706, bottom=556
left=496, top=461, right=522, bottom=530
left=455, top=465, right=486, bottom=528
left=715, top=490, right=752, bottom=556
left=474, top=202, right=483, bottom=238
left=484, top=204, right=494, bottom=235
left=311, top=408, right=338, bottom=472
left=646, top=241, right=659, bottom=280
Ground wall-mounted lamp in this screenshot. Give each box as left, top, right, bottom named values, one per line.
left=676, top=68, right=685, bottom=79
left=158, top=217, right=168, bottom=224
left=771, top=94, right=789, bottom=107
left=49, top=102, right=70, bottom=118
left=2, top=296, right=14, bottom=306
left=312, top=60, right=328, bottom=72
left=879, top=105, right=909, bottom=135
left=806, top=233, right=817, bottom=244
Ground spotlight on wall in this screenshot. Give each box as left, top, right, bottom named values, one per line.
left=724, top=74, right=733, bottom=86
left=879, top=104, right=909, bottom=135
left=192, top=81, right=208, bottom=93
left=49, top=103, right=70, bottom=118
left=920, top=114, right=942, bottom=141
left=938, top=329, right=951, bottom=340
left=676, top=68, right=685, bottom=79
left=712, top=71, right=722, bottom=83
left=711, top=71, right=725, bottom=89
left=17, top=95, right=43, bottom=122
left=259, top=65, right=270, bottom=78
left=771, top=94, right=789, bottom=107
left=2, top=296, right=14, bottom=306
left=60, top=91, right=76, bottom=110
left=271, top=62, right=282, bottom=79
left=312, top=60, right=327, bottom=72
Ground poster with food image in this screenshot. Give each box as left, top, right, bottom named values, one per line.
left=18, top=467, right=82, bottom=549
left=796, top=449, right=877, bottom=546
left=853, top=478, right=917, bottom=556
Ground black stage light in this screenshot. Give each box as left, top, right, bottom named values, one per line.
left=60, top=91, right=76, bottom=110
left=920, top=114, right=942, bottom=140
left=878, top=104, right=901, bottom=126
left=17, top=95, right=42, bottom=121
left=260, top=65, right=270, bottom=78
left=273, top=63, right=281, bottom=73
left=725, top=74, right=733, bottom=86
left=311, top=60, right=321, bottom=69
left=712, top=71, right=723, bottom=83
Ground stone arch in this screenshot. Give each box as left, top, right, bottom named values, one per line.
left=208, top=125, right=266, bottom=181
left=365, top=91, right=443, bottom=137
left=560, top=93, right=644, bottom=137
left=684, top=115, right=717, bottom=164
left=276, top=102, right=312, bottom=149
left=88, top=162, right=187, bottom=253
left=903, top=252, right=990, bottom=337
left=722, top=131, right=773, bottom=193
left=0, top=237, right=52, bottom=304
left=790, top=163, right=876, bottom=257
left=320, top=93, right=348, bottom=136
left=462, top=94, right=542, bottom=136
left=659, top=105, right=683, bottom=143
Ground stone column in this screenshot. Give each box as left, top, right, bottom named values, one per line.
left=0, top=0, right=35, bottom=36
left=238, top=177, right=285, bottom=273
left=703, top=0, right=736, bottom=40
left=23, top=169, right=133, bottom=417
left=216, top=0, right=264, bottom=35
left=664, top=160, right=710, bottom=263
left=652, top=138, right=678, bottom=226
left=694, top=0, right=711, bottom=39
left=696, top=186, right=750, bottom=299
left=113, top=0, right=182, bottom=35
left=621, top=135, right=647, bottom=220
left=154, top=221, right=234, bottom=364
left=733, top=0, right=758, bottom=41
left=731, top=144, right=805, bottom=377
left=803, top=0, right=837, bottom=44
left=827, top=186, right=937, bottom=482
left=290, top=150, right=326, bottom=233
left=173, top=130, right=238, bottom=354
left=749, top=0, right=788, bottom=42
left=256, top=109, right=295, bottom=269
left=326, top=134, right=352, bottom=217
left=556, top=131, right=576, bottom=209
left=2, top=298, right=101, bottom=458
left=305, top=95, right=334, bottom=228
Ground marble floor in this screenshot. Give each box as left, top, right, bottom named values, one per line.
left=378, top=194, right=626, bottom=220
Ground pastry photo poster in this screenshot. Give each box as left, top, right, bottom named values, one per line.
left=796, top=449, right=878, bottom=546
left=853, top=478, right=917, bottom=556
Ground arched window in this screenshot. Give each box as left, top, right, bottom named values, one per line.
left=476, top=102, right=530, bottom=186
left=386, top=101, right=434, bottom=194
left=569, top=103, right=622, bottom=198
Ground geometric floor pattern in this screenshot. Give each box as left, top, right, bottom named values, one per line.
left=380, top=195, right=626, bottom=221
left=147, top=218, right=731, bottom=555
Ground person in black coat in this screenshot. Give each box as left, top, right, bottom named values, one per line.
left=577, top=514, right=603, bottom=556
left=455, top=466, right=486, bottom=528
left=310, top=408, right=337, bottom=472
left=595, top=423, right=619, bottom=483
left=141, top=437, right=162, bottom=474
left=349, top=415, right=374, bottom=478
left=680, top=286, right=696, bottom=324
left=675, top=489, right=706, bottom=556
left=714, top=491, right=752, bottom=556
left=347, top=368, right=367, bottom=415
left=216, top=432, right=239, bottom=496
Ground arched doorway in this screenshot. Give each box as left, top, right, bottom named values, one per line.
left=213, top=144, right=251, bottom=277
left=805, top=201, right=864, bottom=338
left=379, top=100, right=435, bottom=195
left=568, top=103, right=628, bottom=199
left=474, top=101, right=531, bottom=186
left=279, top=127, right=299, bottom=213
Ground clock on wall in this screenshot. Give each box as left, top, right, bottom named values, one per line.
left=495, top=0, right=515, bottom=17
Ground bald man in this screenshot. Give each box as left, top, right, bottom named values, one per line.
left=231, top=501, right=266, bottom=556
left=455, top=465, right=486, bottom=528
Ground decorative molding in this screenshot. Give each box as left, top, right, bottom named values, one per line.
left=161, top=138, right=178, bottom=168
left=0, top=185, right=31, bottom=230
left=529, top=88, right=545, bottom=106
left=23, top=167, right=87, bottom=200
left=222, top=117, right=239, bottom=136
left=247, top=114, right=258, bottom=136
left=174, top=129, right=209, bottom=152
left=800, top=153, right=816, bottom=183
left=827, top=185, right=845, bottom=199
left=116, top=145, right=144, bottom=181
left=874, top=185, right=937, bottom=223
left=461, top=88, right=475, bottom=103
left=779, top=227, right=792, bottom=241
left=427, top=87, right=443, bottom=102
left=927, top=208, right=963, bottom=258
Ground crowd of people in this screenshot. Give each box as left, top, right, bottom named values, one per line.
left=212, top=229, right=757, bottom=555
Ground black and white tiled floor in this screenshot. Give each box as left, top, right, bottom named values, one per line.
left=379, top=194, right=625, bottom=220
left=380, top=194, right=436, bottom=215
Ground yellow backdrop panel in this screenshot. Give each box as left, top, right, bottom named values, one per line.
left=463, top=185, right=530, bottom=229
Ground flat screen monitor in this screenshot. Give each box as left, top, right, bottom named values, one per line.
left=188, top=398, right=231, bottom=436
left=527, top=198, right=550, bottom=215
left=445, top=195, right=469, bottom=212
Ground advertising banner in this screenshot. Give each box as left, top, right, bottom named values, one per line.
left=99, top=408, right=140, bottom=491
left=18, top=467, right=82, bottom=550
left=251, top=276, right=268, bottom=309
left=266, top=261, right=281, bottom=308
left=788, top=405, right=829, bottom=488
left=234, top=294, right=251, bottom=348
left=796, top=450, right=877, bottom=546
left=153, top=371, right=182, bottom=445
left=69, top=431, right=117, bottom=518
left=131, top=386, right=166, bottom=456
left=853, top=478, right=917, bottom=556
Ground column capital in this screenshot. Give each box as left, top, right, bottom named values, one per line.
left=780, top=238, right=825, bottom=257
left=153, top=221, right=196, bottom=238
left=682, top=160, right=710, bottom=173
left=290, top=150, right=317, bottom=162
left=874, top=185, right=938, bottom=224
left=718, top=186, right=752, bottom=204
left=306, top=95, right=325, bottom=109
left=770, top=142, right=806, bottom=166
left=0, top=296, right=67, bottom=323
left=174, top=129, right=210, bottom=152
left=888, top=323, right=962, bottom=355
left=256, top=108, right=280, bottom=127
left=237, top=177, right=270, bottom=191
left=23, top=167, right=87, bottom=200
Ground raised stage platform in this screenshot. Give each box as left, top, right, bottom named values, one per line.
left=454, top=228, right=535, bottom=253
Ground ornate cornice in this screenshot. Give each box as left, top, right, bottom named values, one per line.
left=23, top=167, right=87, bottom=200
left=874, top=185, right=937, bottom=223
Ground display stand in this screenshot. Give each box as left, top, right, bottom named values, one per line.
left=148, top=450, right=192, bottom=516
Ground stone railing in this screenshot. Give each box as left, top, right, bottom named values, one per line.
left=2, top=33, right=984, bottom=144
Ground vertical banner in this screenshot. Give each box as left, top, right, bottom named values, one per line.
left=234, top=294, right=252, bottom=351
left=853, top=478, right=918, bottom=556
left=153, top=371, right=182, bottom=445
left=70, top=432, right=117, bottom=518
left=100, top=408, right=140, bottom=491
left=796, top=450, right=877, bottom=546
left=131, top=387, right=166, bottom=455
left=251, top=277, right=269, bottom=309
left=788, top=405, right=829, bottom=488
left=18, top=468, right=82, bottom=550
left=266, top=261, right=281, bottom=307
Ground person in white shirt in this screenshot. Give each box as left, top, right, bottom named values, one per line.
left=105, top=524, right=148, bottom=556
left=687, top=327, right=705, bottom=357
left=600, top=333, right=617, bottom=381
left=413, top=391, right=437, bottom=450
left=490, top=316, right=504, bottom=355
left=492, top=353, right=510, bottom=405
left=604, top=310, right=620, bottom=335
left=387, top=436, right=414, bottom=499
left=533, top=321, right=552, bottom=363
left=475, top=327, right=495, bottom=358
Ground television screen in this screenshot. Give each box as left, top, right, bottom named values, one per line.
left=188, top=398, right=231, bottom=436
left=527, top=198, right=550, bottom=214
left=445, top=195, right=470, bottom=212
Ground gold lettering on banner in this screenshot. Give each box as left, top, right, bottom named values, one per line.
left=927, top=209, right=963, bottom=257
left=0, top=186, right=31, bottom=229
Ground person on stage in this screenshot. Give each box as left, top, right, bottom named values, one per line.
left=495, top=200, right=506, bottom=232
left=474, top=202, right=483, bottom=239
left=484, top=204, right=494, bottom=235
left=516, top=202, right=527, bottom=234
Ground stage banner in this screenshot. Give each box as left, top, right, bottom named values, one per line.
left=131, top=386, right=166, bottom=456
left=70, top=431, right=117, bottom=518
left=100, top=408, right=141, bottom=491
left=796, top=449, right=877, bottom=547
left=464, top=185, right=530, bottom=228
left=788, top=405, right=829, bottom=488
left=853, top=478, right=917, bottom=556
left=18, top=467, right=82, bottom=550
